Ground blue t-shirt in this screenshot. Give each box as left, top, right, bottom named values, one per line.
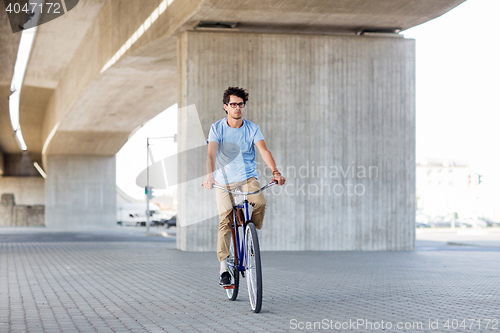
left=208, top=118, right=265, bottom=185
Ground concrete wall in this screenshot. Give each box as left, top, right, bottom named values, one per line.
left=177, top=31, right=415, bottom=251
left=0, top=176, right=45, bottom=205
left=0, top=177, right=45, bottom=227
left=0, top=193, right=44, bottom=226
left=45, top=155, right=116, bottom=230
left=0, top=194, right=14, bottom=227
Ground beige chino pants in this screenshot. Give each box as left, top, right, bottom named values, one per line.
left=216, top=177, right=266, bottom=262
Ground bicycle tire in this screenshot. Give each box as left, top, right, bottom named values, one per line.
left=226, top=228, right=239, bottom=301
left=245, top=222, right=262, bottom=313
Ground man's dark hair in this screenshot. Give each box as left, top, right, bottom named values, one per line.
left=223, top=87, right=249, bottom=114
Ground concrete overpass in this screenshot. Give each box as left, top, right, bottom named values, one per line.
left=0, top=0, right=466, bottom=250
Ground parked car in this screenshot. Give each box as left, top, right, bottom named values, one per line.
left=117, top=211, right=146, bottom=226
left=472, top=218, right=488, bottom=228
left=117, top=203, right=161, bottom=226
left=423, top=216, right=450, bottom=228
left=478, top=217, right=500, bottom=228
left=162, top=215, right=176, bottom=228
left=455, top=218, right=474, bottom=228
left=416, top=214, right=432, bottom=228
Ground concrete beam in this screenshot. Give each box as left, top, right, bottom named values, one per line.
left=40, top=2, right=178, bottom=158
left=19, top=86, right=53, bottom=154
left=178, top=0, right=466, bottom=35
left=0, top=0, right=21, bottom=86
left=0, top=1, right=21, bottom=154
left=177, top=31, right=415, bottom=251
left=23, top=0, right=108, bottom=89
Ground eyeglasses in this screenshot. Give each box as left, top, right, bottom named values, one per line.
left=226, top=102, right=245, bottom=108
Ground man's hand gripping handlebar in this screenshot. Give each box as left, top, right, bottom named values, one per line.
left=201, top=178, right=218, bottom=190
left=201, top=180, right=279, bottom=195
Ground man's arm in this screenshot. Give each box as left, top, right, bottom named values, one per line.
left=255, top=140, right=286, bottom=186
left=202, top=141, right=219, bottom=189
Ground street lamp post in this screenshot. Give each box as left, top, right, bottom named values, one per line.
left=146, top=135, right=176, bottom=235
left=146, top=137, right=151, bottom=234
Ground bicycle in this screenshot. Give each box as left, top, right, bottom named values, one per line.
left=209, top=180, right=277, bottom=313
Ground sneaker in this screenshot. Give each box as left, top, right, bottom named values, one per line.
left=219, top=272, right=231, bottom=286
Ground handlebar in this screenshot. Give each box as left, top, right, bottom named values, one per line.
left=203, top=180, right=278, bottom=196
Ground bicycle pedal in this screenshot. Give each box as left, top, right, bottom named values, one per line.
left=223, top=285, right=235, bottom=289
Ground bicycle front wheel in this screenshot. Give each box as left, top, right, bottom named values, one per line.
left=226, top=228, right=239, bottom=301
left=245, top=222, right=262, bottom=313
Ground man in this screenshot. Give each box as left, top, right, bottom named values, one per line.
left=202, top=87, right=286, bottom=286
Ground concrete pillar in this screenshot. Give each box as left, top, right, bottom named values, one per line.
left=45, top=155, right=116, bottom=230
left=0, top=194, right=14, bottom=226
left=177, top=31, right=415, bottom=251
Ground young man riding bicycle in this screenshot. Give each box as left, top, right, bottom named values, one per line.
left=201, top=87, right=286, bottom=286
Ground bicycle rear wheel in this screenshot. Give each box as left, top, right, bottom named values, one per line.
left=226, top=228, right=239, bottom=301
left=245, top=222, right=262, bottom=313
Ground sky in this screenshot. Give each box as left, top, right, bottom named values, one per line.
left=117, top=0, right=500, bottom=201
left=116, top=104, right=178, bottom=200
left=403, top=0, right=500, bottom=171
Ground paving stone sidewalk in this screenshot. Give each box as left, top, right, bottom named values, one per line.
left=1, top=228, right=500, bottom=333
